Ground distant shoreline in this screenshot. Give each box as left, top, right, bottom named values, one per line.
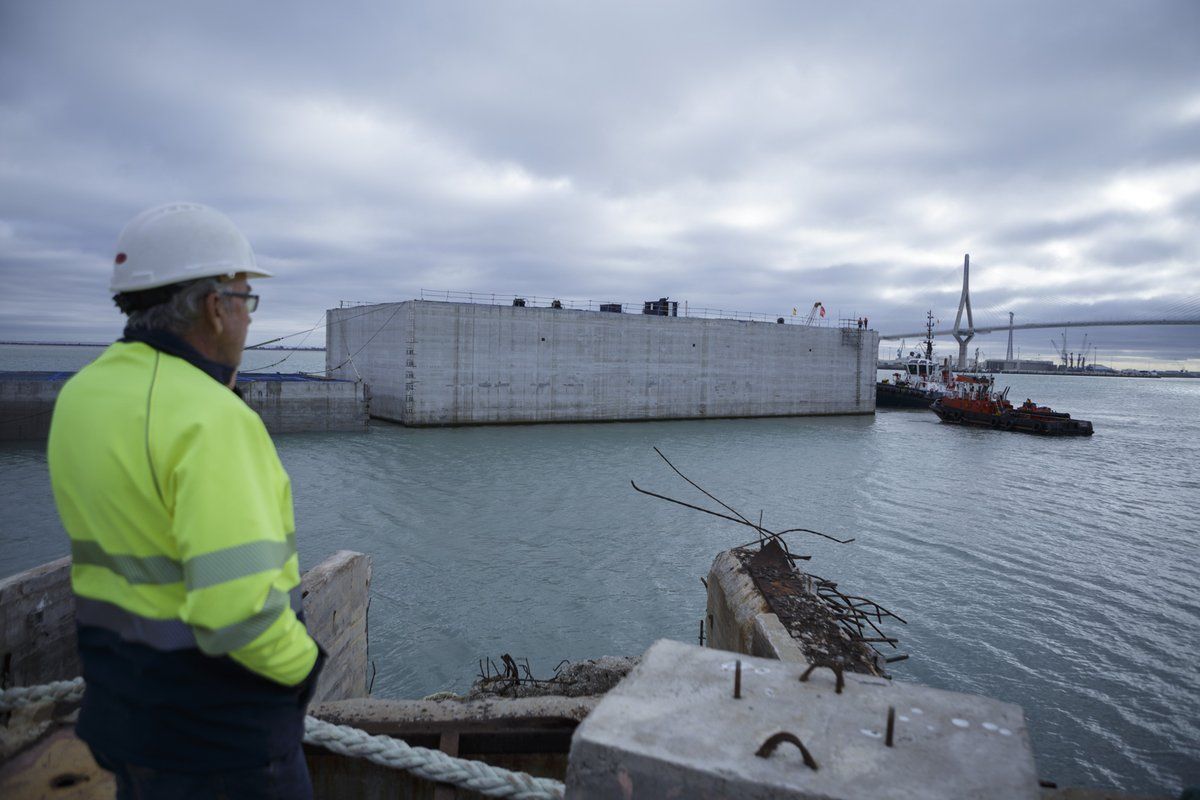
left=0, top=341, right=324, bottom=351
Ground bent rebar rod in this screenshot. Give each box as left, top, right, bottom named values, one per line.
left=631, top=480, right=855, bottom=545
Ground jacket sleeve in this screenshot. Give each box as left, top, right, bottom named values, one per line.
left=167, top=404, right=318, bottom=687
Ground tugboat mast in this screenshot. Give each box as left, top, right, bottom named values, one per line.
left=924, top=310, right=935, bottom=361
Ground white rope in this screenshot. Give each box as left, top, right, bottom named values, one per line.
left=0, top=679, right=565, bottom=800
left=304, top=716, right=563, bottom=799
left=0, top=677, right=85, bottom=711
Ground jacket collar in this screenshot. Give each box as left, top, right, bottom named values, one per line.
left=121, top=327, right=238, bottom=388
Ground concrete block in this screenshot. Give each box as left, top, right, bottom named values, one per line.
left=301, top=551, right=372, bottom=703
left=706, top=549, right=773, bottom=655
left=752, top=613, right=808, bottom=664
left=0, top=551, right=371, bottom=703
left=706, top=549, right=810, bottom=663
left=565, top=639, right=1039, bottom=799
left=707, top=546, right=885, bottom=673
left=0, top=558, right=79, bottom=686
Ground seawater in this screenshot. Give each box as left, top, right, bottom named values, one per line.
left=2, top=344, right=1197, bottom=795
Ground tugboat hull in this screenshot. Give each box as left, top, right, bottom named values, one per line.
left=931, top=401, right=1093, bottom=436
left=876, top=382, right=939, bottom=409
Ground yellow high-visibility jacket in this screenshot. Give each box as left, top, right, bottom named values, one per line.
left=48, top=339, right=318, bottom=687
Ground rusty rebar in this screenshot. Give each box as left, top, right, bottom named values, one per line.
left=755, top=732, right=819, bottom=770
left=799, top=663, right=845, bottom=694
left=774, top=526, right=856, bottom=544
left=632, top=451, right=908, bottom=665
left=653, top=446, right=758, bottom=529
left=631, top=480, right=807, bottom=564
left=633, top=452, right=854, bottom=548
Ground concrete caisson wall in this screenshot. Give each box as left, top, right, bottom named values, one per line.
left=326, top=301, right=878, bottom=425
left=0, top=372, right=366, bottom=440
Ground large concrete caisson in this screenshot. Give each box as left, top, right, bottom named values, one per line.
left=326, top=301, right=878, bottom=425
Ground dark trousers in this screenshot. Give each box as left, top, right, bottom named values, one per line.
left=90, top=745, right=313, bottom=800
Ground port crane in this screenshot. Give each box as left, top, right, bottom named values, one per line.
left=803, top=302, right=825, bottom=326
left=1051, top=332, right=1070, bottom=367
left=1052, top=331, right=1092, bottom=369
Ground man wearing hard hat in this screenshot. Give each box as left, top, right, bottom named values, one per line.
left=47, top=203, right=324, bottom=797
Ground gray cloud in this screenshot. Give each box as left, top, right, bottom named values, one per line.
left=1, top=0, right=1198, bottom=368
left=1088, top=238, right=1186, bottom=268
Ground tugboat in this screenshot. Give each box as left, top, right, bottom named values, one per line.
left=930, top=374, right=1094, bottom=436
left=877, top=311, right=951, bottom=408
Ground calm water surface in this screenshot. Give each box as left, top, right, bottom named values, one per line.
left=2, top=345, right=1197, bottom=794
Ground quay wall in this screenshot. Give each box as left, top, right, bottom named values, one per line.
left=326, top=301, right=878, bottom=425
left=0, top=372, right=68, bottom=441
left=0, top=372, right=366, bottom=441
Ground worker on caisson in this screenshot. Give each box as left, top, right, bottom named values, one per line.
left=47, top=203, right=324, bottom=797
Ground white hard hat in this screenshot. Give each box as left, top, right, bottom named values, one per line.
left=110, top=202, right=274, bottom=293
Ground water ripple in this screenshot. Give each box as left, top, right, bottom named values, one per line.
left=1, top=372, right=1197, bottom=794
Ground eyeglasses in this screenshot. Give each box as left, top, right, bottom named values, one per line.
left=220, top=291, right=260, bottom=313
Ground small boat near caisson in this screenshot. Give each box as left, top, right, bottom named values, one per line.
left=877, top=311, right=952, bottom=409
left=930, top=374, right=1094, bottom=436
left=876, top=354, right=947, bottom=408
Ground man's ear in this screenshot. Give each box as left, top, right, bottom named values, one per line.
left=205, top=291, right=225, bottom=335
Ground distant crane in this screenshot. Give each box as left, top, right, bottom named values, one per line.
left=1051, top=331, right=1070, bottom=367
left=1053, top=332, right=1092, bottom=370
left=803, top=302, right=826, bottom=326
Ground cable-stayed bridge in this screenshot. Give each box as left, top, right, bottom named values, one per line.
left=878, top=255, right=1200, bottom=367
left=882, top=318, right=1199, bottom=339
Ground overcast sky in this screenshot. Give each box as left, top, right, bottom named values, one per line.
left=2, top=1, right=1198, bottom=367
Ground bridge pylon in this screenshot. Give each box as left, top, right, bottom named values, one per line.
left=952, top=254, right=974, bottom=369
left=1006, top=311, right=1014, bottom=361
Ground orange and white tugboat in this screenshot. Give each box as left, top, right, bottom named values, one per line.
left=930, top=374, right=1094, bottom=435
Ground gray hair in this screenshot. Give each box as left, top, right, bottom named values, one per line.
left=124, top=277, right=228, bottom=335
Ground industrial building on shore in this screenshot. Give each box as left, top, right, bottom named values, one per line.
left=326, top=299, right=878, bottom=426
